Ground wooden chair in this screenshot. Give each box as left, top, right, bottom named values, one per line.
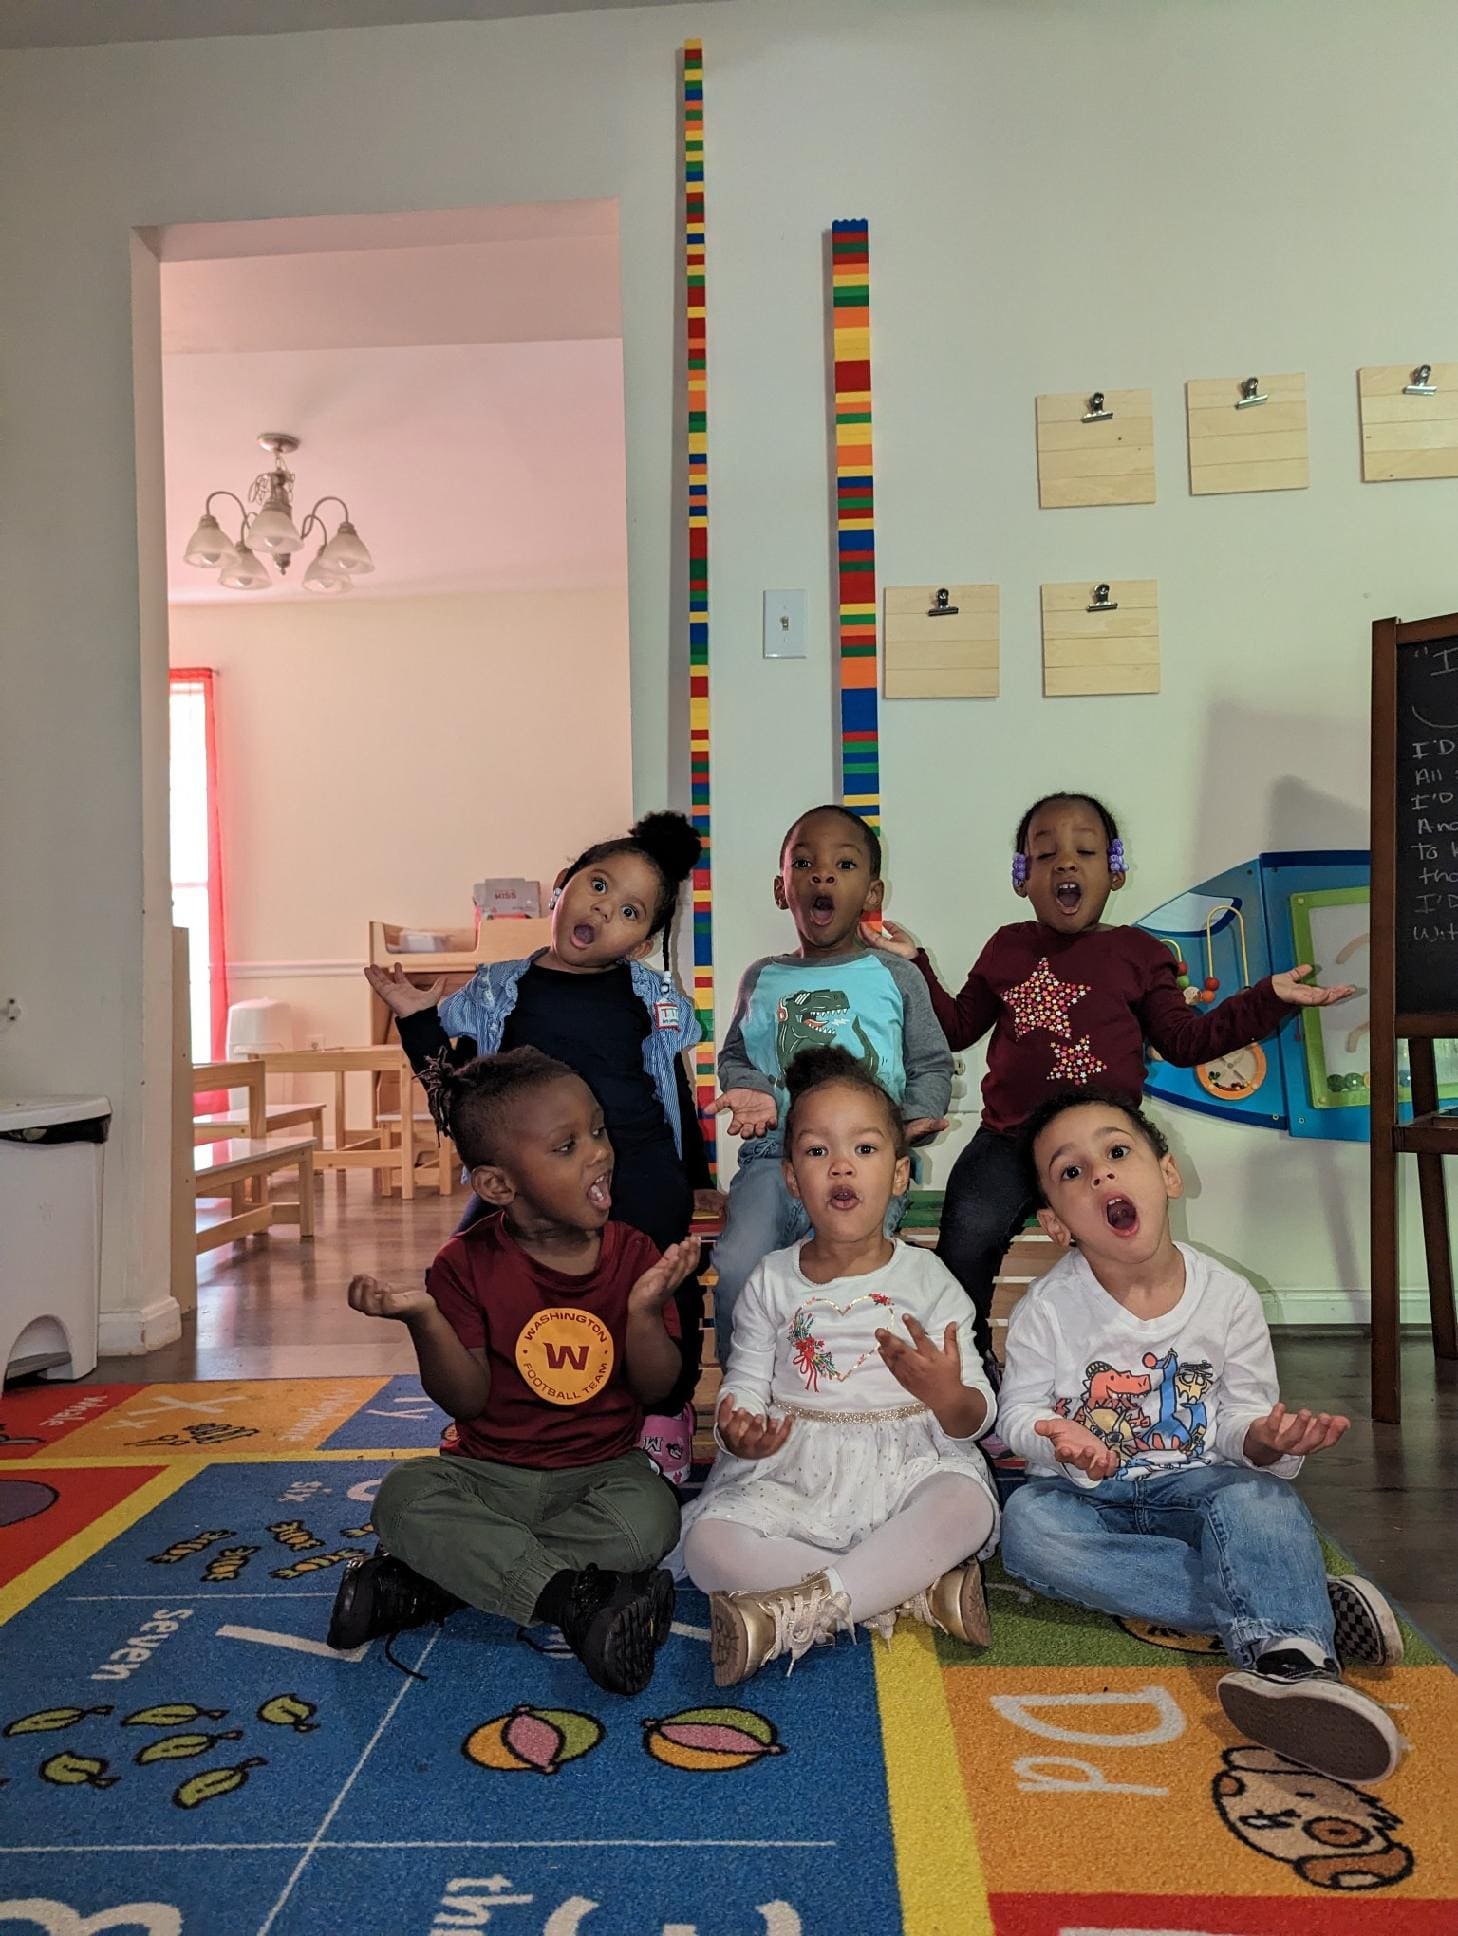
left=245, top=1047, right=429, bottom=1200
left=191, top=1058, right=325, bottom=1148
left=194, top=1136, right=316, bottom=1253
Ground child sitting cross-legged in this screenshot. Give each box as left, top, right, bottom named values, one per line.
left=999, top=1088, right=1407, bottom=1783
left=327, top=1047, right=698, bottom=1696
left=682, top=1045, right=998, bottom=1685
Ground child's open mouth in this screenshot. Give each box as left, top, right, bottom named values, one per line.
left=572, top=922, right=597, bottom=948
left=808, top=893, right=837, bottom=927
left=1104, top=1195, right=1138, bottom=1235
left=1054, top=882, right=1083, bottom=916
left=587, top=1173, right=612, bottom=1211
left=828, top=1186, right=860, bottom=1211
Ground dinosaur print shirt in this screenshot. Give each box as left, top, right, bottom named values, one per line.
left=998, top=1243, right=1302, bottom=1488
left=912, top=923, right=1289, bottom=1134
left=719, top=948, right=953, bottom=1153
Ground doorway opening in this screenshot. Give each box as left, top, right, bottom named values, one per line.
left=155, top=202, right=632, bottom=1374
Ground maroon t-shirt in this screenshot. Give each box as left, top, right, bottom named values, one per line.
left=427, top=1216, right=680, bottom=1470
left=914, top=923, right=1289, bottom=1135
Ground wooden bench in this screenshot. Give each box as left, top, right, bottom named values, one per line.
left=191, top=1059, right=326, bottom=1148
left=194, top=1136, right=317, bottom=1253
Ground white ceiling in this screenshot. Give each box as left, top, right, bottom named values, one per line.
left=162, top=210, right=629, bottom=604
left=1, top=0, right=727, bottom=49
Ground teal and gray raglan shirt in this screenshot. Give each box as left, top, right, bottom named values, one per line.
left=718, top=947, right=954, bottom=1151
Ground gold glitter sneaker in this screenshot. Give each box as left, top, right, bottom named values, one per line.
left=899, top=1560, right=992, bottom=1649
left=709, top=1571, right=851, bottom=1687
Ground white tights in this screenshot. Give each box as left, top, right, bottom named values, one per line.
left=681, top=1474, right=996, bottom=1624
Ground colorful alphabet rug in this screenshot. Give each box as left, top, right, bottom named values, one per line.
left=1, top=1376, right=1455, bottom=1935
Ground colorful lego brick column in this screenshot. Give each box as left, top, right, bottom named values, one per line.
left=831, top=218, right=881, bottom=832
left=684, top=40, right=716, bottom=1171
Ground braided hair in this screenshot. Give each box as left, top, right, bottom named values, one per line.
left=559, top=809, right=702, bottom=968
left=421, top=1045, right=577, bottom=1170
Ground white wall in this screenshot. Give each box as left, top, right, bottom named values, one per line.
left=168, top=588, right=632, bottom=1054
left=3, top=0, right=1456, bottom=1335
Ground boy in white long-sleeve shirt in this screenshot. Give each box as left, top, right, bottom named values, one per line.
left=999, top=1088, right=1407, bottom=1784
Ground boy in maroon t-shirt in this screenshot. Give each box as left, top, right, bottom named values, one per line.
left=327, top=1047, right=698, bottom=1695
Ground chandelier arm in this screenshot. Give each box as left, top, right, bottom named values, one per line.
left=204, top=490, right=252, bottom=538
left=301, top=495, right=351, bottom=530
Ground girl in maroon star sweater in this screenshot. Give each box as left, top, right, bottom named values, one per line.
left=867, top=793, right=1355, bottom=1364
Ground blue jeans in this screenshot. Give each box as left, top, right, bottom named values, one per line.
left=1001, top=1463, right=1336, bottom=1670
left=712, top=1146, right=907, bottom=1366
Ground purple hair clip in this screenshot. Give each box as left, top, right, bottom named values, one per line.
left=1109, top=838, right=1126, bottom=874
left=1011, top=853, right=1029, bottom=889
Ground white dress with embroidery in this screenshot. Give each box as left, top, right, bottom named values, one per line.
left=682, top=1241, right=999, bottom=1558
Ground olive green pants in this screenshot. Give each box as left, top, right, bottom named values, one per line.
left=372, top=1448, right=681, bottom=1625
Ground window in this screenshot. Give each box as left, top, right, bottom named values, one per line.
left=169, top=669, right=227, bottom=1062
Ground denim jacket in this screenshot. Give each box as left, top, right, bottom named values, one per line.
left=438, top=953, right=701, bottom=1160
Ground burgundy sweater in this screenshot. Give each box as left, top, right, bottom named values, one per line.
left=914, top=923, right=1289, bottom=1135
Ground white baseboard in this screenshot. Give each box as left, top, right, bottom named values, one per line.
left=98, top=1296, right=183, bottom=1356
left=1261, top=1287, right=1435, bottom=1326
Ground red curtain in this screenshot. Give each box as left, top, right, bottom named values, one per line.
left=170, top=668, right=229, bottom=1090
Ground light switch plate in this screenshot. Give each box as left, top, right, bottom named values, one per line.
left=763, top=589, right=807, bottom=659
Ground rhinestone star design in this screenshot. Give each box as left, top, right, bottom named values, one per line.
left=1047, top=1035, right=1107, bottom=1086
left=1004, top=957, right=1091, bottom=1041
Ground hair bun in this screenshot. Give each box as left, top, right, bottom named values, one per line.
left=784, top=1042, right=864, bottom=1098
left=630, top=809, right=702, bottom=887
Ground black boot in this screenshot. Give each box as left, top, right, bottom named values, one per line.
left=327, top=1549, right=462, bottom=1652
left=542, top=1565, right=674, bottom=1696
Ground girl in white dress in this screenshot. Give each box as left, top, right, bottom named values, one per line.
left=682, top=1045, right=999, bottom=1685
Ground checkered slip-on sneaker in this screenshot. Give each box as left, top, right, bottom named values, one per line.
left=1328, top=1574, right=1405, bottom=1668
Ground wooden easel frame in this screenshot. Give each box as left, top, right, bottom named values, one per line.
left=1369, top=612, right=1458, bottom=1421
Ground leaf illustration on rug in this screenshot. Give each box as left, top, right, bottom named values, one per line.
left=463, top=1705, right=604, bottom=1776
left=135, top=1730, right=244, bottom=1765
left=1212, top=1744, right=1415, bottom=1890
left=172, top=1757, right=266, bottom=1809
left=124, top=1704, right=229, bottom=1728
left=6, top=1705, right=114, bottom=1737
left=643, top=1705, right=785, bottom=1772
left=41, top=1753, right=119, bottom=1789
left=257, top=1694, right=319, bottom=1734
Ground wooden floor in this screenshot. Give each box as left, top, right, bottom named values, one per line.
left=92, top=1171, right=1458, bottom=1657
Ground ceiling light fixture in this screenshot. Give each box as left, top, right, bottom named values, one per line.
left=182, top=433, right=375, bottom=593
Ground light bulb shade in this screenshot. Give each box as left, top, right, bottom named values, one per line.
left=303, top=549, right=349, bottom=594
left=183, top=513, right=232, bottom=568
left=218, top=543, right=272, bottom=591
left=248, top=505, right=304, bottom=556
left=320, top=519, right=374, bottom=574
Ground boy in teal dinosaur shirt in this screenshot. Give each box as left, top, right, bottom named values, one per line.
left=710, top=805, right=953, bottom=1360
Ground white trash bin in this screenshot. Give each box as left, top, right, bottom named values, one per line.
left=0, top=1095, right=111, bottom=1382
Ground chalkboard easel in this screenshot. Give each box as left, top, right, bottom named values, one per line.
left=1370, top=611, right=1458, bottom=1422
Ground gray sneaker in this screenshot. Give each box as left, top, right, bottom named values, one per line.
left=1218, top=1656, right=1402, bottom=1783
